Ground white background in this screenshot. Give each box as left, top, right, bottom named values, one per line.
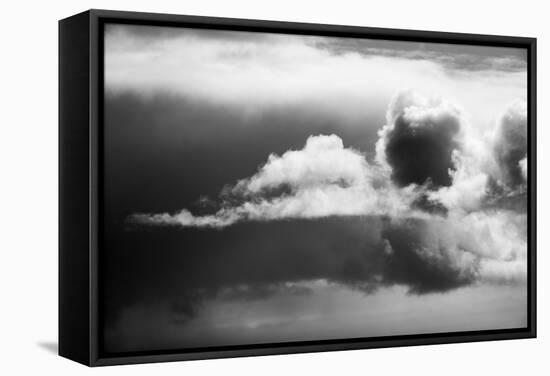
left=0, top=0, right=547, bottom=374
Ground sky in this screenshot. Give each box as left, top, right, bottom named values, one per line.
left=102, top=23, right=528, bottom=354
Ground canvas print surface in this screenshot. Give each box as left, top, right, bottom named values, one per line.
left=102, top=23, right=528, bottom=354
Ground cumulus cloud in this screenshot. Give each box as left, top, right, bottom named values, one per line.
left=375, top=91, right=496, bottom=214
left=234, top=135, right=371, bottom=193
left=129, top=134, right=419, bottom=228
left=129, top=90, right=528, bottom=223
left=427, top=162, right=489, bottom=212
left=376, top=91, right=462, bottom=188
left=492, top=100, right=528, bottom=188
left=131, top=91, right=508, bottom=230
left=424, top=98, right=528, bottom=213
left=426, top=135, right=492, bottom=213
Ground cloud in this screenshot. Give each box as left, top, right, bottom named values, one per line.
left=424, top=98, right=528, bottom=213
left=110, top=211, right=527, bottom=338
left=104, top=24, right=526, bottom=130
left=130, top=209, right=239, bottom=228
left=235, top=134, right=370, bottom=193
left=492, top=100, right=528, bottom=188
left=380, top=207, right=527, bottom=293
left=313, top=37, right=527, bottom=73
left=376, top=91, right=462, bottom=188
left=128, top=90, right=528, bottom=227
left=129, top=134, right=419, bottom=228
left=426, top=139, right=492, bottom=213
left=131, top=91, right=513, bottom=229
left=452, top=210, right=527, bottom=284
left=113, top=211, right=527, bottom=336
left=380, top=219, right=477, bottom=293
left=423, top=99, right=528, bottom=217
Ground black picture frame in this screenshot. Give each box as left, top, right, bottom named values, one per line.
left=59, top=9, right=537, bottom=367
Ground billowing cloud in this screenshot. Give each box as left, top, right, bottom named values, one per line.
left=376, top=91, right=462, bottom=188
left=128, top=91, right=527, bottom=227
left=427, top=164, right=489, bottom=213
left=492, top=100, right=528, bottom=188
left=234, top=134, right=371, bottom=193
left=426, top=99, right=528, bottom=213
left=129, top=134, right=419, bottom=228
left=130, top=92, right=498, bottom=229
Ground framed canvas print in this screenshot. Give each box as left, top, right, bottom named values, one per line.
left=59, top=9, right=536, bottom=366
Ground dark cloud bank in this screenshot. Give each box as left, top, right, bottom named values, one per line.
left=313, top=37, right=527, bottom=73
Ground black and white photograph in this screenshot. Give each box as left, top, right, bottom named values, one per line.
left=101, top=22, right=529, bottom=354
left=1, top=0, right=548, bottom=374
